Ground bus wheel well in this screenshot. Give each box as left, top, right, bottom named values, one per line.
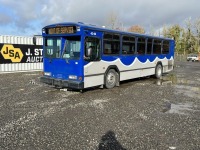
left=156, top=61, right=163, bottom=67
left=104, top=66, right=120, bottom=87
left=105, top=66, right=119, bottom=74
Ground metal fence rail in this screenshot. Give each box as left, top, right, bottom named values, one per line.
left=0, top=35, right=43, bottom=45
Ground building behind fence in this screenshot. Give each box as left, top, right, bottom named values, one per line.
left=0, top=35, right=43, bottom=73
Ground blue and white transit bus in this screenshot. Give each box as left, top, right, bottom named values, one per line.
left=40, top=22, right=174, bottom=90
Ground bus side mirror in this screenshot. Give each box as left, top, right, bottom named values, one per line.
left=85, top=47, right=92, bottom=57
left=33, top=37, right=36, bottom=45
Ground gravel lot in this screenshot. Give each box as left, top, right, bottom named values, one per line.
left=0, top=61, right=200, bottom=150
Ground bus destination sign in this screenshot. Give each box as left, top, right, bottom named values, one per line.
left=47, top=26, right=76, bottom=34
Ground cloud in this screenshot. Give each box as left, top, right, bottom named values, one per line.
left=0, top=0, right=200, bottom=35
left=0, top=13, right=13, bottom=25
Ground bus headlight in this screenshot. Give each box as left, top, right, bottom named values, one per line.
left=69, top=75, right=77, bottom=80
left=44, top=72, right=51, bottom=76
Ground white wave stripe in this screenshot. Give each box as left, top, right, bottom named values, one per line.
left=84, top=56, right=173, bottom=76
left=85, top=56, right=173, bottom=68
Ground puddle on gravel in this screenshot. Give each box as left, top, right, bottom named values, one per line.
left=155, top=74, right=200, bottom=99
left=168, top=103, right=195, bottom=115
left=162, top=102, right=197, bottom=115
left=174, top=85, right=200, bottom=99
left=155, top=74, right=199, bottom=86
left=155, top=80, right=172, bottom=86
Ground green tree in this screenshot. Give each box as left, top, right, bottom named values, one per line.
left=194, top=17, right=200, bottom=52
left=184, top=18, right=196, bottom=54
left=163, top=25, right=184, bottom=54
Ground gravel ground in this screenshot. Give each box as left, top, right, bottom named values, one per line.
left=0, top=61, right=200, bottom=150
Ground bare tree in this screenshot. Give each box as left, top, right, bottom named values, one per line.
left=107, top=11, right=119, bottom=30
left=149, top=24, right=156, bottom=36
left=185, top=17, right=192, bottom=37
left=184, top=17, right=196, bottom=53
left=162, top=25, right=170, bottom=37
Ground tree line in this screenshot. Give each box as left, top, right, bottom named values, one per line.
left=162, top=18, right=200, bottom=55
left=107, top=13, right=200, bottom=55
left=127, top=18, right=200, bottom=55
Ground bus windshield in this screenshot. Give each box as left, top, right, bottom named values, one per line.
left=62, top=36, right=81, bottom=60
left=44, top=38, right=61, bottom=58
left=44, top=36, right=81, bottom=60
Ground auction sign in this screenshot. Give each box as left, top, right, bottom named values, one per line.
left=0, top=44, right=43, bottom=64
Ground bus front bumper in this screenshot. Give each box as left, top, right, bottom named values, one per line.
left=40, top=76, right=84, bottom=90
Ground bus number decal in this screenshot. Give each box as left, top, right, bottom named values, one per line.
left=90, top=32, right=96, bottom=36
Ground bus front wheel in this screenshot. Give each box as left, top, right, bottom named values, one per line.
left=105, top=69, right=117, bottom=89
left=155, top=64, right=163, bottom=79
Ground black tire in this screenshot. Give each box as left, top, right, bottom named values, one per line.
left=155, top=64, right=163, bottom=79
left=105, top=69, right=117, bottom=89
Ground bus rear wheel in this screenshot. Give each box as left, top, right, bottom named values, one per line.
left=155, top=64, right=163, bottom=79
left=105, top=69, right=117, bottom=89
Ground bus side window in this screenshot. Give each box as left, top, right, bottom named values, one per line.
left=146, top=38, right=153, bottom=54
left=103, top=33, right=120, bottom=55
left=137, top=37, right=145, bottom=55
left=162, top=41, right=169, bottom=54
left=153, top=39, right=162, bottom=54
left=103, top=42, right=112, bottom=55
left=104, top=49, right=111, bottom=54
left=122, top=35, right=135, bottom=55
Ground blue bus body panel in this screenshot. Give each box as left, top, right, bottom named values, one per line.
left=43, top=58, right=82, bottom=80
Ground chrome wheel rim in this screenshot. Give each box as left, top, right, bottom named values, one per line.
left=157, top=66, right=162, bottom=77
left=107, top=72, right=116, bottom=85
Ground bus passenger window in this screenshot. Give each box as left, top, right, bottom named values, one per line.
left=146, top=38, right=153, bottom=54
left=104, top=43, right=111, bottom=54
left=122, top=36, right=135, bottom=55
left=153, top=39, right=162, bottom=54
left=162, top=41, right=170, bottom=54
left=137, top=37, right=145, bottom=54
left=103, top=33, right=120, bottom=55
left=104, top=49, right=111, bottom=54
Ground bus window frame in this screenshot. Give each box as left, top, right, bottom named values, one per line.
left=162, top=40, right=170, bottom=54
left=84, top=36, right=101, bottom=61
left=146, top=38, right=153, bottom=55
left=44, top=37, right=62, bottom=59
left=103, top=32, right=120, bottom=56
left=152, top=39, right=162, bottom=55
left=61, top=36, right=81, bottom=60
left=122, top=35, right=136, bottom=56
left=136, top=37, right=146, bottom=55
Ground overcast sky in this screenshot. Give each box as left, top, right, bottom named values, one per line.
left=0, top=0, right=199, bottom=36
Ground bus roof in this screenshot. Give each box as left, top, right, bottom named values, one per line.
left=43, top=22, right=173, bottom=41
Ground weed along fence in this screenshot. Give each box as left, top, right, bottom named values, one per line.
left=0, top=35, right=43, bottom=73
